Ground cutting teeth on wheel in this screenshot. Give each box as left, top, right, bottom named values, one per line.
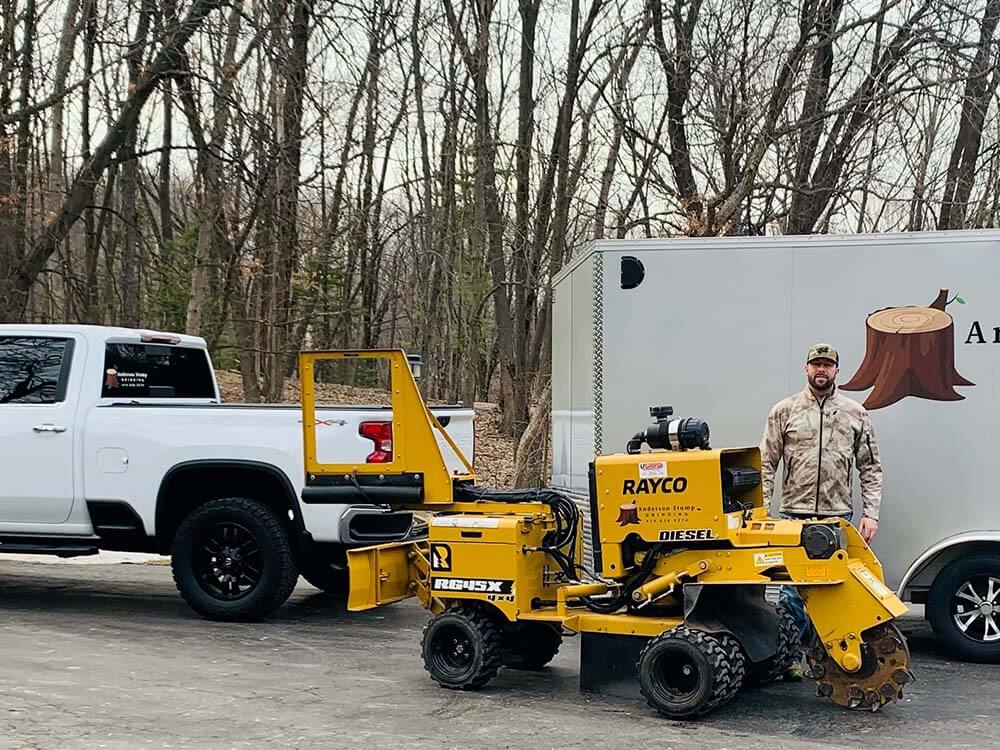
left=806, top=623, right=912, bottom=712
left=893, top=668, right=915, bottom=685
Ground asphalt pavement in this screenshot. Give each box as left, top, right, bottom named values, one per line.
left=0, top=557, right=997, bottom=750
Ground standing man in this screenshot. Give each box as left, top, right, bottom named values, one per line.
left=759, top=343, right=883, bottom=679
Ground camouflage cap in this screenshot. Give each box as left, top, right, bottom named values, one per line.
left=806, top=342, right=839, bottom=365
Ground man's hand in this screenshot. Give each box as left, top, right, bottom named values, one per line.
left=859, top=516, right=878, bottom=543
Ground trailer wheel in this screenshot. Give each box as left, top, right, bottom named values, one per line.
left=422, top=606, right=502, bottom=689
left=637, top=626, right=740, bottom=719
left=501, top=622, right=562, bottom=670
left=171, top=497, right=298, bottom=622
left=745, top=604, right=799, bottom=685
left=928, top=554, right=1000, bottom=663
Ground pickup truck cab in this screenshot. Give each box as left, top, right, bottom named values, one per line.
left=0, top=325, right=474, bottom=620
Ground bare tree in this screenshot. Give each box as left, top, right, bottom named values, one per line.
left=0, top=0, right=226, bottom=321
left=939, top=0, right=1000, bottom=229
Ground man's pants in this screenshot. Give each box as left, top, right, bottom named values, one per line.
left=778, top=511, right=854, bottom=656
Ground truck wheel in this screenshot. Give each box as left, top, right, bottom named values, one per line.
left=928, top=554, right=1000, bottom=663
left=171, top=498, right=299, bottom=622
left=500, top=622, right=562, bottom=670
left=299, top=558, right=349, bottom=595
left=422, top=605, right=502, bottom=690
left=745, top=604, right=799, bottom=685
left=637, top=626, right=740, bottom=719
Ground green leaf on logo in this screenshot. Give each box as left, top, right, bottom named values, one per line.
left=956, top=296, right=965, bottom=304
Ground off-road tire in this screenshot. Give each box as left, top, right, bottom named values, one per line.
left=500, top=622, right=563, bottom=670
left=745, top=604, right=799, bottom=685
left=637, top=625, right=743, bottom=719
left=171, top=497, right=298, bottom=622
left=709, top=632, right=748, bottom=705
left=422, top=605, right=503, bottom=690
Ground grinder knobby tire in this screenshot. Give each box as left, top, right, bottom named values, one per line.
left=710, top=632, right=748, bottom=704
left=745, top=604, right=799, bottom=685
left=637, top=626, right=744, bottom=719
left=501, top=622, right=563, bottom=670
left=422, top=605, right=502, bottom=689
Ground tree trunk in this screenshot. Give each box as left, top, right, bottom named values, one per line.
left=183, top=0, right=244, bottom=335
left=158, top=85, right=174, bottom=256
left=595, top=17, right=650, bottom=239
left=5, top=0, right=36, bottom=315
left=649, top=0, right=702, bottom=223
left=785, top=0, right=844, bottom=234
left=119, top=0, right=152, bottom=327
left=443, top=0, right=517, bottom=430
left=265, top=0, right=312, bottom=400
left=47, top=0, right=81, bottom=205
left=511, top=381, right=551, bottom=487
left=938, top=0, right=1000, bottom=230
left=80, top=0, right=99, bottom=321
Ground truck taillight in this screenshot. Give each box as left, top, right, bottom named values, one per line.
left=359, top=421, right=393, bottom=463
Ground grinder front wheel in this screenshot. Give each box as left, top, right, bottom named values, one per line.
left=637, top=626, right=743, bottom=719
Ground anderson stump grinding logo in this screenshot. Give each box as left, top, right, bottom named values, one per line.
left=841, top=288, right=974, bottom=410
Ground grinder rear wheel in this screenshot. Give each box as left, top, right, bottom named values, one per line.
left=501, top=622, right=563, bottom=670
left=637, top=626, right=744, bottom=719
left=422, top=605, right=502, bottom=690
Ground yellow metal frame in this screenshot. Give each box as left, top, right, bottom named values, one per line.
left=310, top=348, right=909, bottom=684
left=344, top=514, right=908, bottom=675
left=299, top=349, right=475, bottom=503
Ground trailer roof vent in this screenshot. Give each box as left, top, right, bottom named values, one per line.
left=621, top=255, right=645, bottom=289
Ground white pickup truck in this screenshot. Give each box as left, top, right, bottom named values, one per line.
left=0, top=324, right=474, bottom=621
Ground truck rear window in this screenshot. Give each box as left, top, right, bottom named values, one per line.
left=102, top=343, right=215, bottom=398
left=0, top=336, right=73, bottom=404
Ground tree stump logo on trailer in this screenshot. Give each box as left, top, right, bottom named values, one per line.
left=841, top=288, right=974, bottom=410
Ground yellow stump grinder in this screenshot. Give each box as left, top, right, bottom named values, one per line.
left=300, top=350, right=914, bottom=719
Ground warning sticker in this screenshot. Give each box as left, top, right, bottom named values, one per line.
left=432, top=516, right=500, bottom=529
left=853, top=565, right=893, bottom=599
left=639, top=461, right=667, bottom=479
left=753, top=551, right=784, bottom=567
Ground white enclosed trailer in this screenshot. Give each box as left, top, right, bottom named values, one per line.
left=551, top=230, right=1000, bottom=662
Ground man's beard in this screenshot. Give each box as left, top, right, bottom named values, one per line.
left=808, top=374, right=835, bottom=392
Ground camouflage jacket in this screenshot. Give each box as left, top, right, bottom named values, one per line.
left=759, top=386, right=882, bottom=520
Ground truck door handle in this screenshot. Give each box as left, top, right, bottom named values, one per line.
left=33, top=424, right=67, bottom=433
